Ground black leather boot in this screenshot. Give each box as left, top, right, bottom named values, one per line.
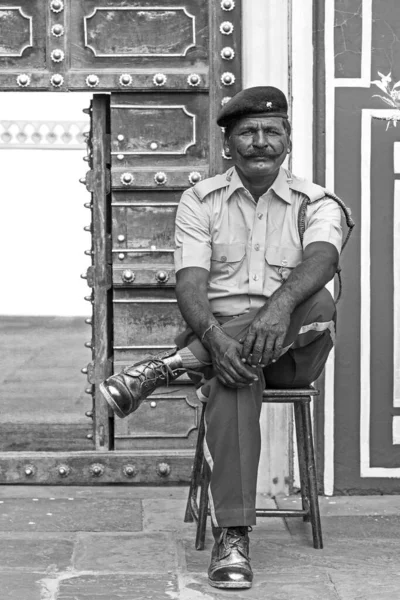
left=99, top=348, right=183, bottom=418
left=208, top=525, right=253, bottom=589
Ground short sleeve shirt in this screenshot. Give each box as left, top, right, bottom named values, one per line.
left=174, top=166, right=342, bottom=317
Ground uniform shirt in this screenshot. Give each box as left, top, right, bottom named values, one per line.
left=174, top=166, right=342, bottom=317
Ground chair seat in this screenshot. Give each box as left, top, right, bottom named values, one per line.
left=262, top=388, right=319, bottom=399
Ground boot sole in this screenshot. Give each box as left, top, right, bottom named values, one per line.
left=99, top=382, right=128, bottom=419
left=208, top=579, right=252, bottom=589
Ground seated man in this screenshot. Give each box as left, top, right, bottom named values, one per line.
left=100, top=86, right=342, bottom=590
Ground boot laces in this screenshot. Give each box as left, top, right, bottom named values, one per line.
left=123, top=358, right=176, bottom=386
left=219, top=526, right=252, bottom=560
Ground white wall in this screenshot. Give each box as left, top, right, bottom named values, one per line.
left=0, top=92, right=92, bottom=316
left=243, top=0, right=315, bottom=496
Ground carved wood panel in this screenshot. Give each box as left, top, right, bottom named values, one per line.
left=115, top=385, right=201, bottom=450
left=110, top=93, right=208, bottom=166
left=0, top=6, right=34, bottom=59
left=74, top=1, right=208, bottom=68
left=0, top=1, right=49, bottom=89
left=113, top=295, right=184, bottom=346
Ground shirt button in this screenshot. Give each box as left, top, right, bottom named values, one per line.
left=253, top=274, right=259, bottom=281
left=257, top=213, right=263, bottom=219
left=254, top=243, right=260, bottom=251
left=221, top=255, right=227, bottom=261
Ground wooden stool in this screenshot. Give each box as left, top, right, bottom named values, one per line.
left=184, top=387, right=323, bottom=550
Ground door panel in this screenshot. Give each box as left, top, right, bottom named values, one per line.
left=113, top=266, right=176, bottom=287
left=0, top=1, right=49, bottom=88
left=111, top=190, right=180, bottom=205
left=112, top=251, right=175, bottom=267
left=114, top=205, right=176, bottom=249
left=111, top=167, right=210, bottom=189
left=0, top=4, right=40, bottom=64
left=115, top=385, right=200, bottom=451
left=70, top=1, right=209, bottom=72
left=113, top=297, right=184, bottom=346
left=111, top=93, right=208, bottom=165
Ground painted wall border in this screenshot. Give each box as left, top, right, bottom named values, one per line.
left=360, top=109, right=400, bottom=478
left=291, top=0, right=314, bottom=490
left=334, top=0, right=372, bottom=88
left=323, top=0, right=336, bottom=496
left=394, top=146, right=400, bottom=410
left=243, top=0, right=290, bottom=496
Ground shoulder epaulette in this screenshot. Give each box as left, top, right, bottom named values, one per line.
left=191, top=170, right=232, bottom=202
left=288, top=175, right=326, bottom=203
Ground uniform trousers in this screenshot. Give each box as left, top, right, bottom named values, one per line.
left=175, top=288, right=335, bottom=527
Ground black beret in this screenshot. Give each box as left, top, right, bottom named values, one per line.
left=217, top=86, right=288, bottom=128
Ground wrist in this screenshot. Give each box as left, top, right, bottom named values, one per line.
left=201, top=323, right=224, bottom=344
left=201, top=323, right=228, bottom=350
left=268, top=290, right=296, bottom=313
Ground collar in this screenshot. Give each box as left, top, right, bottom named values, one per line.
left=269, top=167, right=292, bottom=204
left=226, top=167, right=292, bottom=204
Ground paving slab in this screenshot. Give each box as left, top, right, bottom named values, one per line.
left=74, top=532, right=178, bottom=572
left=5, top=366, right=86, bottom=384
left=286, top=514, right=400, bottom=541
left=183, top=523, right=292, bottom=574
left=184, top=536, right=383, bottom=576
left=276, top=494, right=400, bottom=516
left=142, top=495, right=286, bottom=536
left=56, top=573, right=179, bottom=600
left=178, top=572, right=338, bottom=600
left=0, top=351, right=36, bottom=383
left=0, top=485, right=188, bottom=500
left=328, top=568, right=400, bottom=600
left=0, top=533, right=75, bottom=572
left=0, top=572, right=44, bottom=600
left=182, top=538, right=216, bottom=573
left=0, top=497, right=142, bottom=532
left=248, top=538, right=400, bottom=573
left=143, top=497, right=198, bottom=533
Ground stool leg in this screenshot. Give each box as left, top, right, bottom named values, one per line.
left=184, top=403, right=206, bottom=523
left=293, top=402, right=310, bottom=522
left=301, top=399, right=323, bottom=549
left=195, top=458, right=210, bottom=551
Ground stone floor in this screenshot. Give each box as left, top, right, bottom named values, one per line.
left=1, top=485, right=400, bottom=599
left=0, top=316, right=89, bottom=452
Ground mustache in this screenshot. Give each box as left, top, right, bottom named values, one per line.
left=243, top=150, right=278, bottom=158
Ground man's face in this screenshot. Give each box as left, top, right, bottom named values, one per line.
left=226, top=116, right=291, bottom=180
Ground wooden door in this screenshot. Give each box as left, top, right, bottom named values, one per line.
left=106, top=0, right=241, bottom=478
left=0, top=0, right=242, bottom=484
left=86, top=0, right=242, bottom=480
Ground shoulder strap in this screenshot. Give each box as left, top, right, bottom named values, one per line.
left=191, top=170, right=232, bottom=202
left=297, top=189, right=355, bottom=303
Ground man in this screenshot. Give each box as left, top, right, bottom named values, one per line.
left=100, top=86, right=342, bottom=589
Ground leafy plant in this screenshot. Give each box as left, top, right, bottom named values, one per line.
left=371, top=71, right=400, bottom=128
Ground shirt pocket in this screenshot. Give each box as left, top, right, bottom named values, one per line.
left=210, top=243, right=246, bottom=288
left=265, top=246, right=303, bottom=283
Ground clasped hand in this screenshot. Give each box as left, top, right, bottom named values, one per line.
left=241, top=301, right=291, bottom=367
left=207, top=302, right=291, bottom=388
left=207, top=332, right=258, bottom=388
